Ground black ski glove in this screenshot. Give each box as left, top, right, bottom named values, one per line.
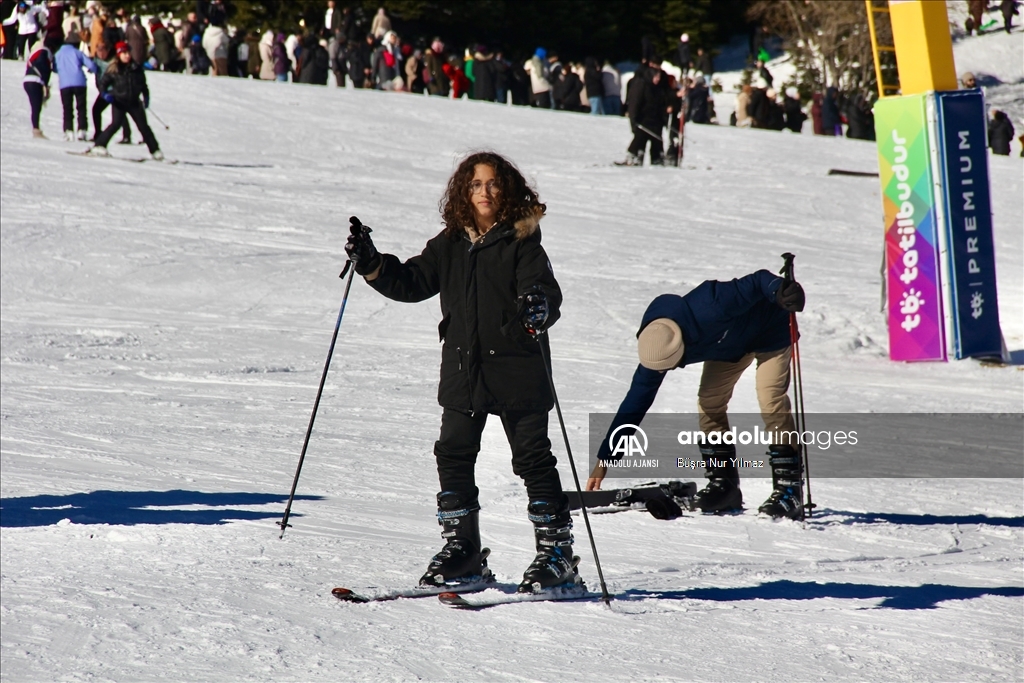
left=344, top=217, right=381, bottom=276
left=519, top=287, right=550, bottom=335
left=776, top=280, right=805, bottom=313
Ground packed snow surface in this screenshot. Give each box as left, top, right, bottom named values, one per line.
left=1, top=56, right=1022, bottom=682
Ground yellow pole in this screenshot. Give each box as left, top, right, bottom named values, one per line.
left=865, top=0, right=888, bottom=99
left=888, top=0, right=958, bottom=94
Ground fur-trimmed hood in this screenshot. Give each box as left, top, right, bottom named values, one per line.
left=464, top=207, right=544, bottom=243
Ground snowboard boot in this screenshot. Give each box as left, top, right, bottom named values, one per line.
left=86, top=145, right=109, bottom=157
left=63, top=130, right=74, bottom=142
left=517, top=499, right=581, bottom=594
left=152, top=150, right=165, bottom=161
left=77, top=129, right=88, bottom=141
left=758, top=445, right=805, bottom=520
left=615, top=152, right=643, bottom=167
left=418, top=491, right=492, bottom=587
left=691, top=444, right=743, bottom=513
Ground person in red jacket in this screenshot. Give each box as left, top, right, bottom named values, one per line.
left=442, top=55, right=470, bottom=99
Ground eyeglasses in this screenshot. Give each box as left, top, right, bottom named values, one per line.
left=470, top=180, right=499, bottom=195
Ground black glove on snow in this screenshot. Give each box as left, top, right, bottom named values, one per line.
left=344, top=217, right=381, bottom=276
left=776, top=280, right=805, bottom=313
left=520, top=287, right=550, bottom=335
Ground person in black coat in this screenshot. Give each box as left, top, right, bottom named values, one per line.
left=677, top=33, right=691, bottom=72
left=297, top=34, right=329, bottom=85
left=844, top=92, right=875, bottom=141
left=685, top=76, right=710, bottom=124
left=471, top=46, right=497, bottom=102
left=89, top=41, right=161, bottom=158
left=694, top=47, right=714, bottom=77
left=621, top=65, right=669, bottom=165
left=988, top=110, right=1015, bottom=155
left=344, top=152, right=582, bottom=595
left=348, top=34, right=373, bottom=88
left=553, top=66, right=583, bottom=111
left=586, top=270, right=807, bottom=519
left=821, top=86, right=842, bottom=136
left=783, top=88, right=806, bottom=133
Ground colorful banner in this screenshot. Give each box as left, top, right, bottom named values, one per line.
left=934, top=90, right=1003, bottom=359
left=873, top=94, right=946, bottom=361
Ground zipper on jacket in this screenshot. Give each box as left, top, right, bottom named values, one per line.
left=456, top=346, right=462, bottom=370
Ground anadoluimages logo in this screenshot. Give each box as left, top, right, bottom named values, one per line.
left=608, top=424, right=648, bottom=458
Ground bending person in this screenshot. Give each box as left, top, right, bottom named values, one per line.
left=586, top=269, right=806, bottom=519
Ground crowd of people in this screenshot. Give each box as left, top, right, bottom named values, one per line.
left=6, top=1, right=1019, bottom=159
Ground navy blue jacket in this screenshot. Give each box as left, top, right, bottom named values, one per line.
left=598, top=270, right=790, bottom=459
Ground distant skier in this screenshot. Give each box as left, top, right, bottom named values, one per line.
left=22, top=39, right=53, bottom=138
left=87, top=41, right=162, bottom=160
left=344, top=152, right=581, bottom=594
left=586, top=270, right=808, bottom=520
left=54, top=29, right=97, bottom=141
left=617, top=61, right=669, bottom=166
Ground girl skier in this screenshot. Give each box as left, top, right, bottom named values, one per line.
left=344, top=152, right=580, bottom=594
left=87, top=41, right=162, bottom=160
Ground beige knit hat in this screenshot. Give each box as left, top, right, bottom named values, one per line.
left=637, top=318, right=684, bottom=371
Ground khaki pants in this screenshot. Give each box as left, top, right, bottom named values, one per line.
left=213, top=57, right=229, bottom=76
left=697, top=345, right=795, bottom=436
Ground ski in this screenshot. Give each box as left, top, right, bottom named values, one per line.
left=333, top=548, right=499, bottom=603
left=65, top=150, right=178, bottom=164
left=565, top=481, right=696, bottom=513
left=332, top=576, right=498, bottom=604
left=438, top=582, right=600, bottom=610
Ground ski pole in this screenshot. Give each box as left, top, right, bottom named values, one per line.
left=148, top=108, right=170, bottom=130
left=780, top=253, right=814, bottom=519
left=535, top=333, right=612, bottom=605
left=279, top=217, right=367, bottom=539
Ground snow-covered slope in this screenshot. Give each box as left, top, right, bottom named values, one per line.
left=1, top=59, right=1022, bottom=682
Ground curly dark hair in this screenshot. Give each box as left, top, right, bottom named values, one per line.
left=439, top=152, right=546, bottom=239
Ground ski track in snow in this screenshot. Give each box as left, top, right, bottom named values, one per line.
left=1, top=52, right=1022, bottom=683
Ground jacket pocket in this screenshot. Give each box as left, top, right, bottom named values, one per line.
left=437, top=313, right=451, bottom=342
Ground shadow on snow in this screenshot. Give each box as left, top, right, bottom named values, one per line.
left=0, top=489, right=324, bottom=527
left=623, top=580, right=1024, bottom=610
left=809, top=509, right=1024, bottom=528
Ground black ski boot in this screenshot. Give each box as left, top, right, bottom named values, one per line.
left=758, top=445, right=805, bottom=520
left=517, top=499, right=582, bottom=594
left=419, top=491, right=492, bottom=587
left=691, top=444, right=743, bottom=513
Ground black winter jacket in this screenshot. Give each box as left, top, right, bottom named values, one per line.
left=628, top=69, right=668, bottom=131
left=472, top=53, right=497, bottom=101
left=99, top=61, right=149, bottom=107
left=368, top=211, right=562, bottom=414
left=988, top=112, right=1015, bottom=155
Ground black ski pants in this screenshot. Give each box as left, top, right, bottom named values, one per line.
left=628, top=125, right=663, bottom=162
left=92, top=95, right=133, bottom=142
left=24, top=82, right=43, bottom=129
left=434, top=408, right=564, bottom=505
left=61, top=86, right=88, bottom=132
left=16, top=32, right=36, bottom=59
left=95, top=101, right=159, bottom=154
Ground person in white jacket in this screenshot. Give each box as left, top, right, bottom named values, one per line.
left=201, top=23, right=229, bottom=76
left=258, top=30, right=275, bottom=80
left=3, top=1, right=49, bottom=59
left=523, top=47, right=550, bottom=109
